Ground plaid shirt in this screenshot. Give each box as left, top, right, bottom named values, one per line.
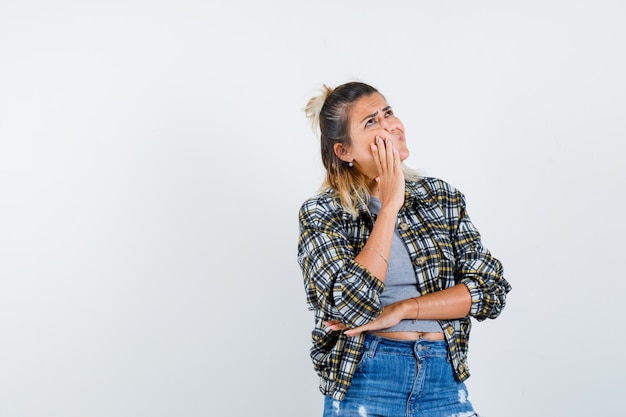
left=297, top=177, right=511, bottom=400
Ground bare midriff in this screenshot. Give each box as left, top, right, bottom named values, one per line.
left=370, top=331, right=445, bottom=341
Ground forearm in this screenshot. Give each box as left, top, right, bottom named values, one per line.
left=405, top=284, right=472, bottom=321
left=353, top=207, right=398, bottom=282
left=342, top=283, right=471, bottom=336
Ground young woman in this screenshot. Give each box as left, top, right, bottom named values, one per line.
left=297, top=81, right=511, bottom=417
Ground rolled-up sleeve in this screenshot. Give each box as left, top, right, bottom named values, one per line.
left=297, top=198, right=384, bottom=328
left=451, top=191, right=512, bottom=321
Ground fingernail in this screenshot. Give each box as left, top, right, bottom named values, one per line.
left=375, top=136, right=381, bottom=143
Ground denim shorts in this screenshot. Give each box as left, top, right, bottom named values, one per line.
left=323, top=334, right=478, bottom=417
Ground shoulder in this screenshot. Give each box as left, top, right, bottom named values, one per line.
left=299, top=189, right=339, bottom=213
left=298, top=189, right=347, bottom=225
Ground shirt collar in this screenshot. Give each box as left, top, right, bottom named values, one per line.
left=405, top=179, right=435, bottom=207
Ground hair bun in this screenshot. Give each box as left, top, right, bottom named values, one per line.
left=304, top=84, right=333, bottom=134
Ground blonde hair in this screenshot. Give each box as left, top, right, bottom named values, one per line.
left=305, top=82, right=418, bottom=218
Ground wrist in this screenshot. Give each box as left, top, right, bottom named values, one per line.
left=376, top=206, right=400, bottom=223
left=401, top=298, right=417, bottom=320
left=411, top=297, right=420, bottom=320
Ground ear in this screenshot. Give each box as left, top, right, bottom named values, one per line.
left=333, top=143, right=351, bottom=162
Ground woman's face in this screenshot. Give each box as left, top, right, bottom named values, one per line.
left=339, top=93, right=409, bottom=181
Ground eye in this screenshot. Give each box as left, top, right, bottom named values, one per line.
left=365, top=118, right=376, bottom=127
left=385, top=109, right=394, bottom=117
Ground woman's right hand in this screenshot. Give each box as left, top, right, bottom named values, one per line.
left=371, top=136, right=405, bottom=213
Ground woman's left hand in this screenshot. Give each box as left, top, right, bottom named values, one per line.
left=324, top=300, right=409, bottom=337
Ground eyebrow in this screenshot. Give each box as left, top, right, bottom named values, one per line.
left=360, top=106, right=392, bottom=124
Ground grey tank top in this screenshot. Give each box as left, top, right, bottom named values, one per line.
left=369, top=197, right=442, bottom=333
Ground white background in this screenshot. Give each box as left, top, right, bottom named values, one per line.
left=1, top=1, right=624, bottom=416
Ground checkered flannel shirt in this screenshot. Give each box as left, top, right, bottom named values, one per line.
left=297, top=176, right=511, bottom=400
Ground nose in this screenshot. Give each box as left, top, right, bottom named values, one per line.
left=382, top=119, right=396, bottom=132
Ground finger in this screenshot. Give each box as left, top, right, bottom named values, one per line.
left=374, top=136, right=389, bottom=174
left=345, top=319, right=375, bottom=336
left=385, top=138, right=395, bottom=169
left=324, top=320, right=347, bottom=331
left=393, top=148, right=401, bottom=172
left=370, top=140, right=383, bottom=174
left=344, top=326, right=363, bottom=337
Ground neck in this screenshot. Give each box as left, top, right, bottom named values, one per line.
left=367, top=180, right=379, bottom=198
